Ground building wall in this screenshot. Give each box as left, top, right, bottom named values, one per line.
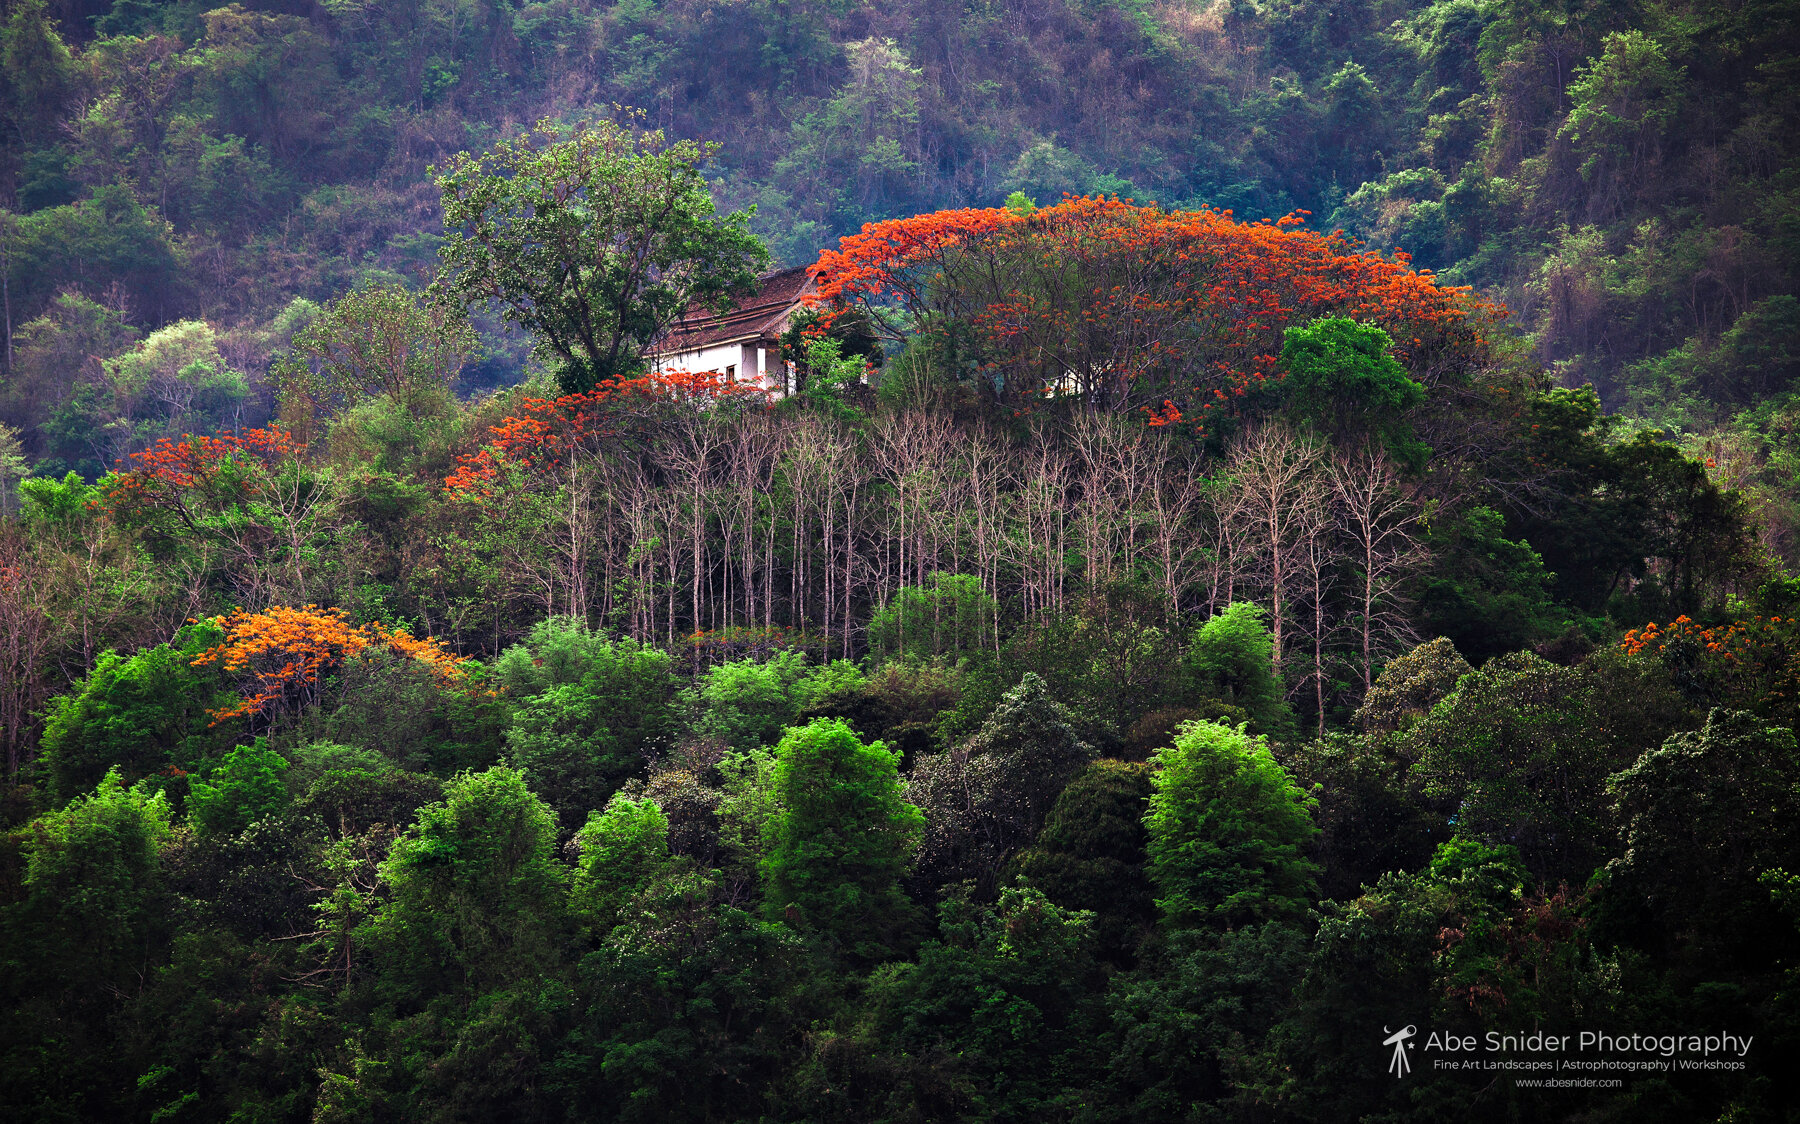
left=650, top=340, right=793, bottom=396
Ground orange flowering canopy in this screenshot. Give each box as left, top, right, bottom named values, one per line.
left=810, top=196, right=1503, bottom=424
left=446, top=370, right=765, bottom=495
left=1621, top=614, right=1799, bottom=726
left=191, top=605, right=468, bottom=724
left=100, top=428, right=299, bottom=524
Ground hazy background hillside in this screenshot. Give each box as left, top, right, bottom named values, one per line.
left=2, top=0, right=1796, bottom=455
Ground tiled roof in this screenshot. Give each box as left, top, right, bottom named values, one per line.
left=650, top=266, right=817, bottom=354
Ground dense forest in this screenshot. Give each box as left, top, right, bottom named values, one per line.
left=2, top=0, right=1800, bottom=1117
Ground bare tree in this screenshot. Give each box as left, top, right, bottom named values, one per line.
left=1293, top=502, right=1342, bottom=740
left=1224, top=422, right=1330, bottom=669
left=1330, top=443, right=1426, bottom=700
left=1006, top=428, right=1073, bottom=622
left=655, top=412, right=728, bottom=638
left=1146, top=436, right=1208, bottom=623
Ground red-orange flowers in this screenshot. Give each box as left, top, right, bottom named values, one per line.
left=807, top=196, right=1503, bottom=425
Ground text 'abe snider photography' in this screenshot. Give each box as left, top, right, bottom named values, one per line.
left=1385, top=1027, right=1754, bottom=1078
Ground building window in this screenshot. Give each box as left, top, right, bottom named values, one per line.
left=726, top=364, right=736, bottom=383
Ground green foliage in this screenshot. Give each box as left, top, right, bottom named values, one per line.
left=691, top=648, right=812, bottom=751
left=760, top=718, right=922, bottom=961
left=1277, top=316, right=1426, bottom=464
left=1182, top=602, right=1298, bottom=743
left=1403, top=648, right=1689, bottom=882
left=0, top=770, right=174, bottom=1119
left=187, top=737, right=289, bottom=836
left=0, top=0, right=71, bottom=145
left=1606, top=708, right=1800, bottom=967
left=1145, top=720, right=1319, bottom=929
left=560, top=864, right=804, bottom=1122
left=909, top=671, right=1095, bottom=894
left=38, top=318, right=247, bottom=468
left=1415, top=504, right=1566, bottom=660
left=776, top=37, right=926, bottom=222
left=276, top=282, right=478, bottom=437
left=0, top=290, right=139, bottom=469
left=10, top=768, right=172, bottom=975
left=1354, top=636, right=1473, bottom=733
left=433, top=117, right=768, bottom=393
left=1266, top=837, right=1508, bottom=1110
left=494, top=618, right=677, bottom=824
left=1628, top=295, right=1800, bottom=418
left=1008, top=758, right=1155, bottom=960
left=1289, top=732, right=1446, bottom=901
left=1003, top=139, right=1140, bottom=206
left=365, top=765, right=568, bottom=995
left=311, top=645, right=501, bottom=777
left=2, top=185, right=180, bottom=333
left=289, top=740, right=442, bottom=837
left=832, top=660, right=964, bottom=761
left=1500, top=386, right=1759, bottom=619
left=812, top=884, right=1103, bottom=1120
left=0, top=0, right=1797, bottom=1110
left=1558, top=31, right=1686, bottom=213
left=1105, top=922, right=1309, bottom=1118
left=997, top=608, right=1190, bottom=750
left=502, top=683, right=641, bottom=829
left=38, top=622, right=232, bottom=802
left=0, top=422, right=24, bottom=515
left=572, top=792, right=672, bottom=933
left=784, top=331, right=870, bottom=424
left=867, top=572, right=999, bottom=665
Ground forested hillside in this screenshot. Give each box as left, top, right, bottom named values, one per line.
left=2, top=0, right=1799, bottom=1119
left=2, top=0, right=1797, bottom=442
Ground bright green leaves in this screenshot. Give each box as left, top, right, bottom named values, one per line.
left=495, top=618, right=678, bottom=827
left=188, top=737, right=289, bottom=836
left=692, top=648, right=813, bottom=752
left=1277, top=315, right=1427, bottom=467
left=38, top=622, right=233, bottom=802
left=572, top=792, right=673, bottom=933
left=1559, top=31, right=1686, bottom=206
left=1145, top=720, right=1319, bottom=930
left=1183, top=602, right=1297, bottom=743
left=366, top=766, right=568, bottom=994
left=760, top=718, right=923, bottom=961
left=10, top=769, right=172, bottom=984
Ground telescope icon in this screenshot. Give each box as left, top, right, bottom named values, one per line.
left=1383, top=1025, right=1417, bottom=1078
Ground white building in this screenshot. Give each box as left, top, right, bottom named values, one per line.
left=646, top=266, right=819, bottom=396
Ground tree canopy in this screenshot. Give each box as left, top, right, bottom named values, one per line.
left=434, top=118, right=768, bottom=394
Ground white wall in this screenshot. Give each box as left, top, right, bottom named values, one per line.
left=651, top=341, right=793, bottom=396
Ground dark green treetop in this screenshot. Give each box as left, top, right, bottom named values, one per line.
left=433, top=116, right=768, bottom=394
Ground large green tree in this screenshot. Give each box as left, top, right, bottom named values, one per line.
left=761, top=718, right=922, bottom=961
left=1606, top=708, right=1800, bottom=969
left=433, top=117, right=768, bottom=394
left=365, top=765, right=569, bottom=996
left=1145, top=719, right=1319, bottom=929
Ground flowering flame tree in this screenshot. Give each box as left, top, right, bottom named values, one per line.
left=190, top=604, right=468, bottom=725
left=809, top=196, right=1504, bottom=426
